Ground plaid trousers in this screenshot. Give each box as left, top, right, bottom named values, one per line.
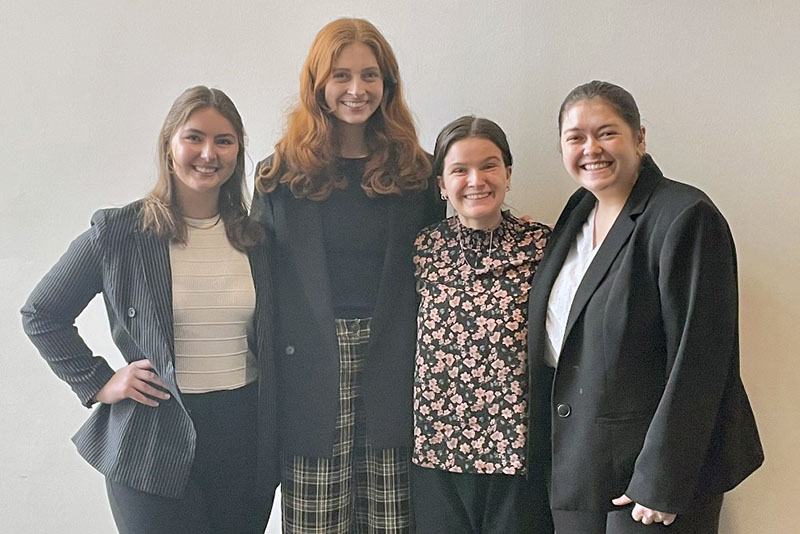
left=281, top=318, right=412, bottom=534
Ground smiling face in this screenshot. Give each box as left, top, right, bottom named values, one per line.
left=439, top=137, right=511, bottom=230
left=560, top=98, right=646, bottom=204
left=169, top=107, right=238, bottom=206
left=324, top=42, right=384, bottom=126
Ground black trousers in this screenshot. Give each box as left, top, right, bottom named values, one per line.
left=551, top=493, right=723, bottom=534
left=106, top=383, right=271, bottom=534
left=410, top=463, right=554, bottom=534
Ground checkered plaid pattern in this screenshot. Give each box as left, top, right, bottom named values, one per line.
left=281, top=318, right=412, bottom=534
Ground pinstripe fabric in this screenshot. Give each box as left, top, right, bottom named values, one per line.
left=21, top=200, right=280, bottom=500
left=281, top=318, right=412, bottom=534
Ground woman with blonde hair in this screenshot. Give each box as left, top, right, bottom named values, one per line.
left=253, top=17, right=443, bottom=533
left=22, top=86, right=279, bottom=533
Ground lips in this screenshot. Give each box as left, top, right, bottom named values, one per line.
left=463, top=192, right=491, bottom=200
left=581, top=161, right=611, bottom=171
left=192, top=165, right=219, bottom=174
left=341, top=100, right=368, bottom=109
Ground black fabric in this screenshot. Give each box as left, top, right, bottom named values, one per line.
left=106, top=383, right=271, bottom=534
left=320, top=158, right=390, bottom=318
left=410, top=464, right=553, bottom=534
left=526, top=156, right=763, bottom=512
left=251, top=157, right=445, bottom=456
left=551, top=493, right=722, bottom=534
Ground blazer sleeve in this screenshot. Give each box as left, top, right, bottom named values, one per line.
left=625, top=199, right=740, bottom=513
left=20, top=210, right=116, bottom=407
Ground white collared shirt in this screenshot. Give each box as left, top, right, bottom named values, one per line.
left=544, top=204, right=599, bottom=367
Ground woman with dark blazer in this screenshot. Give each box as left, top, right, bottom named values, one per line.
left=526, top=81, right=763, bottom=533
left=21, top=86, right=279, bottom=534
left=252, top=18, right=443, bottom=533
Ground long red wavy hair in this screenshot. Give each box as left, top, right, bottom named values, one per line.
left=256, top=18, right=431, bottom=200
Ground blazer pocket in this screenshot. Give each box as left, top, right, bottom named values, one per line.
left=595, top=411, right=652, bottom=425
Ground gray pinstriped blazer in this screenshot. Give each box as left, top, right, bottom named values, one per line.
left=21, top=200, right=280, bottom=499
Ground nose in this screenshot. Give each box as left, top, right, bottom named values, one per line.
left=347, top=78, right=365, bottom=96
left=200, top=140, right=216, bottom=160
left=466, top=168, right=482, bottom=186
left=583, top=136, right=601, bottom=156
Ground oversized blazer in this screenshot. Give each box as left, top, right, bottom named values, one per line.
left=527, top=156, right=763, bottom=514
left=251, top=158, right=445, bottom=457
left=21, top=200, right=280, bottom=500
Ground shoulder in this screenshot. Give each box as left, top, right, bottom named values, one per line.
left=89, top=199, right=143, bottom=236
left=504, top=212, right=551, bottom=243
left=648, top=176, right=728, bottom=229
left=414, top=217, right=454, bottom=252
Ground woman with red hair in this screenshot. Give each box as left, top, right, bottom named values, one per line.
left=253, top=18, right=444, bottom=533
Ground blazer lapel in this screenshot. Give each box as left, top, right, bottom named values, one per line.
left=134, top=227, right=174, bottom=369
left=562, top=158, right=662, bottom=343
left=369, top=196, right=408, bottom=343
left=528, top=190, right=596, bottom=356
left=282, top=194, right=334, bottom=332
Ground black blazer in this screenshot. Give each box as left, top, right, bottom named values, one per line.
left=527, top=156, right=763, bottom=514
left=251, top=159, right=444, bottom=456
left=21, top=201, right=280, bottom=500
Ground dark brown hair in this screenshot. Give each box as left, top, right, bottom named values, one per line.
left=432, top=115, right=512, bottom=177
left=558, top=80, right=641, bottom=135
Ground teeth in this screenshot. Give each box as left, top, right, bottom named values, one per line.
left=464, top=192, right=490, bottom=200
left=194, top=166, right=218, bottom=173
left=342, top=101, right=367, bottom=108
left=583, top=162, right=610, bottom=170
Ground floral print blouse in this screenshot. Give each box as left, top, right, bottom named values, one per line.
left=412, top=212, right=550, bottom=475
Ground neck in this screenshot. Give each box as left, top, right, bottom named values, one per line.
left=334, top=121, right=369, bottom=158
left=458, top=211, right=503, bottom=230
left=177, top=190, right=220, bottom=219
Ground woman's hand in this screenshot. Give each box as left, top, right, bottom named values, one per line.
left=612, top=494, right=677, bottom=526
left=94, top=359, right=170, bottom=407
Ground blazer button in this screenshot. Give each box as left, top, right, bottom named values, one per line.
left=127, top=307, right=136, bottom=318
left=556, top=403, right=571, bottom=418
left=285, top=345, right=295, bottom=356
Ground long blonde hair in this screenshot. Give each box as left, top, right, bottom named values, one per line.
left=140, top=86, right=262, bottom=250
left=256, top=18, right=430, bottom=200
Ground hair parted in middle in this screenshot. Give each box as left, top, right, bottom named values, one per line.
left=432, top=115, right=513, bottom=178
left=255, top=17, right=431, bottom=200
left=140, top=85, right=262, bottom=251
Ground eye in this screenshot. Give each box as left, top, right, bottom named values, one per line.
left=482, top=162, right=498, bottom=171
left=184, top=134, right=202, bottom=142
left=564, top=135, right=581, bottom=143
left=598, top=131, right=617, bottom=138
left=449, top=167, right=466, bottom=175
left=363, top=71, right=381, bottom=81
left=217, top=137, right=236, bottom=146
left=331, top=71, right=350, bottom=81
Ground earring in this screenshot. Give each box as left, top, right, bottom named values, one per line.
left=440, top=192, right=447, bottom=201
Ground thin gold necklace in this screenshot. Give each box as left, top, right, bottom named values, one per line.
left=184, top=213, right=221, bottom=230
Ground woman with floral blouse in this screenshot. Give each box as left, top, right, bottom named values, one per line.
left=410, top=116, right=554, bottom=534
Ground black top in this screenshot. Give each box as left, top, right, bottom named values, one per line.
left=320, top=158, right=389, bottom=319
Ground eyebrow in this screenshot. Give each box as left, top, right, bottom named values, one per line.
left=181, top=128, right=235, bottom=139
left=446, top=155, right=502, bottom=167
left=562, top=123, right=619, bottom=135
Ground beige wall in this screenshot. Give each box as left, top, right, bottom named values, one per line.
left=2, top=1, right=797, bottom=531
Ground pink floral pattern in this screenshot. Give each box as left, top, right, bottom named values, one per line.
left=412, top=213, right=549, bottom=474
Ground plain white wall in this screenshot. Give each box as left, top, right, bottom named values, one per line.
left=2, top=1, right=798, bottom=532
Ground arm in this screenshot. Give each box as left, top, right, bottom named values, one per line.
left=21, top=211, right=168, bottom=407
left=624, top=199, right=739, bottom=514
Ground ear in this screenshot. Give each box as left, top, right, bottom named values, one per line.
left=437, top=175, right=447, bottom=200
left=637, top=126, right=647, bottom=156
